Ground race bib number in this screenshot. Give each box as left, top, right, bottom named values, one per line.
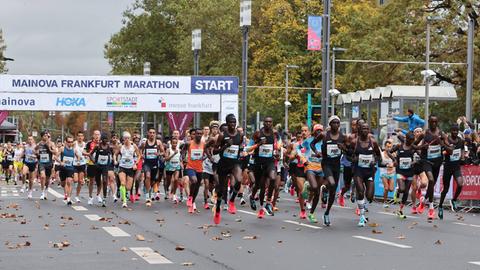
left=40, top=153, right=50, bottom=163
left=191, top=149, right=203, bottom=161
left=25, top=154, right=36, bottom=163
left=203, top=158, right=213, bottom=174
left=259, top=144, right=273, bottom=158
left=97, top=155, right=109, bottom=165
left=358, top=154, right=373, bottom=168
left=399, top=157, right=412, bottom=170
left=427, top=145, right=441, bottom=159
left=451, top=148, right=461, bottom=162
left=327, top=144, right=341, bottom=158
left=63, top=156, right=74, bottom=167
left=309, top=152, right=322, bottom=163
left=224, top=145, right=239, bottom=159
left=120, top=157, right=134, bottom=168
left=145, top=148, right=157, bottom=159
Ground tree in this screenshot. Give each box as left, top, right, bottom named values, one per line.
left=0, top=29, right=7, bottom=73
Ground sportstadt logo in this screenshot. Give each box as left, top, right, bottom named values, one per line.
left=106, top=96, right=138, bottom=108
left=158, top=98, right=167, bottom=108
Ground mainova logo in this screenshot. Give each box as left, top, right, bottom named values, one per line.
left=56, top=97, right=86, bottom=107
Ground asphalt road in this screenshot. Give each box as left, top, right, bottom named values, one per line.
left=1, top=182, right=480, bottom=270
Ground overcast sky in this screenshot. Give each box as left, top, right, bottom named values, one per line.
left=0, top=0, right=135, bottom=75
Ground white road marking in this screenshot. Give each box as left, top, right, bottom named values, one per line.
left=283, top=220, right=322, bottom=229
left=84, top=214, right=101, bottom=221
left=453, top=222, right=480, bottom=228
left=47, top=187, right=64, bottom=198
left=102, top=226, right=130, bottom=237
left=130, top=247, right=173, bottom=264
left=72, top=205, right=88, bottom=211
left=237, top=210, right=257, bottom=216
left=469, top=262, right=480, bottom=266
left=12, top=194, right=19, bottom=197
left=377, top=211, right=418, bottom=219
left=352, top=236, right=412, bottom=249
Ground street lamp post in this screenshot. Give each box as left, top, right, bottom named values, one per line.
left=321, top=0, right=332, bottom=127
left=285, top=65, right=299, bottom=134
left=192, top=29, right=201, bottom=127
left=331, top=47, right=346, bottom=116
left=142, top=62, right=151, bottom=138
left=240, top=0, right=251, bottom=132
left=466, top=17, right=474, bottom=121
left=424, top=18, right=431, bottom=128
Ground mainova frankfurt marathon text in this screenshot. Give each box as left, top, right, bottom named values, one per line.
left=12, top=79, right=180, bottom=89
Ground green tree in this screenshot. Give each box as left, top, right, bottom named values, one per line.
left=0, top=29, right=7, bottom=73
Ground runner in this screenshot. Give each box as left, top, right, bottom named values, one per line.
left=115, top=131, right=141, bottom=208
left=36, top=130, right=57, bottom=200
left=321, top=116, right=346, bottom=226
left=415, top=115, right=448, bottom=220
left=392, top=132, right=417, bottom=219
left=2, top=142, right=14, bottom=185
left=73, top=131, right=87, bottom=203
left=91, top=133, right=114, bottom=207
left=299, top=124, right=325, bottom=223
left=350, top=122, right=381, bottom=227
left=250, top=116, right=279, bottom=218
left=212, top=114, right=244, bottom=224
left=183, top=128, right=205, bottom=214
left=379, top=140, right=396, bottom=208
left=140, top=128, right=164, bottom=206
left=164, top=137, right=181, bottom=203
left=22, top=136, right=37, bottom=198
left=13, top=143, right=24, bottom=185
left=86, top=130, right=102, bottom=205
left=410, top=127, right=429, bottom=214
left=286, top=130, right=307, bottom=219
left=438, top=124, right=464, bottom=219
left=338, top=119, right=360, bottom=206
left=57, top=136, right=77, bottom=205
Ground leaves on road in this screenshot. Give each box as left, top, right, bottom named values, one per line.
left=368, top=223, right=379, bottom=227
left=211, top=236, right=223, bottom=241
left=119, top=220, right=131, bottom=225
left=135, top=234, right=145, bottom=241
left=60, top=216, right=74, bottom=221
left=243, top=235, right=258, bottom=240
left=221, top=231, right=231, bottom=238
left=120, top=247, right=128, bottom=252
left=435, top=240, right=442, bottom=245
left=90, top=225, right=99, bottom=230
left=175, top=245, right=185, bottom=251
left=371, top=229, right=383, bottom=234
left=396, top=235, right=406, bottom=240
left=98, top=217, right=112, bottom=222
left=0, top=213, right=16, bottom=218
left=181, top=262, right=194, bottom=266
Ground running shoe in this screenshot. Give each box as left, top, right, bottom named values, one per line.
left=240, top=197, right=246, bottom=206
left=306, top=201, right=312, bottom=210
left=188, top=203, right=194, bottom=214
left=338, top=192, right=345, bottom=207
left=358, top=215, right=367, bottom=227
left=27, top=190, right=33, bottom=199
left=249, top=196, right=257, bottom=211
left=438, top=207, right=444, bottom=220
left=273, top=206, right=279, bottom=212
left=299, top=210, right=307, bottom=219
left=67, top=198, right=72, bottom=206
left=40, top=192, right=45, bottom=200
left=257, top=208, right=265, bottom=219
left=350, top=191, right=356, bottom=203
left=155, top=192, right=160, bottom=201
left=172, top=194, right=178, bottom=204
left=355, top=207, right=360, bottom=216
left=75, top=197, right=81, bottom=203
left=295, top=198, right=299, bottom=203
left=427, top=208, right=435, bottom=220
left=264, top=203, right=274, bottom=216
left=97, top=195, right=103, bottom=204
left=122, top=202, right=128, bottom=208
left=43, top=192, right=48, bottom=200
left=135, top=193, right=141, bottom=201
left=193, top=202, right=197, bottom=212
left=450, top=199, right=458, bottom=212
left=302, top=182, right=310, bottom=200
left=223, top=204, right=228, bottom=211
left=383, top=203, right=389, bottom=209
left=411, top=206, right=418, bottom=214
left=417, top=197, right=425, bottom=214
left=213, top=208, right=221, bottom=225
left=186, top=196, right=193, bottom=207
left=289, top=186, right=295, bottom=196
left=20, top=185, right=25, bottom=193
left=88, top=197, right=93, bottom=205
left=396, top=210, right=406, bottom=219
left=228, top=201, right=237, bottom=214
left=113, top=195, right=118, bottom=203
left=323, top=214, right=331, bottom=226
left=146, top=199, right=152, bottom=207
left=204, top=202, right=210, bottom=210
left=129, top=194, right=135, bottom=203
left=102, top=199, right=106, bottom=207
left=307, top=213, right=317, bottom=223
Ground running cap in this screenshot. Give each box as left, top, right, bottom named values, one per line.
left=313, top=124, right=324, bottom=132
left=209, top=120, right=220, bottom=128
left=328, top=115, right=341, bottom=125
left=413, top=127, right=423, bottom=133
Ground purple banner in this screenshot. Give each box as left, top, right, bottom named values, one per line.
left=0, top=111, right=9, bottom=125
left=167, top=112, right=194, bottom=138
left=307, top=16, right=322, bottom=51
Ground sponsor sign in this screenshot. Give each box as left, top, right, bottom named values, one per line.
left=456, top=165, right=480, bottom=200
left=307, top=16, right=322, bottom=51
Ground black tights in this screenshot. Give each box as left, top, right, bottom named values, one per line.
left=439, top=168, right=463, bottom=207
left=397, top=177, right=413, bottom=205
left=189, top=172, right=202, bottom=202
left=425, top=164, right=441, bottom=204
left=216, top=165, right=242, bottom=211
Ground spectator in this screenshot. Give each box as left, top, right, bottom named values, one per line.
left=393, top=109, right=425, bottom=133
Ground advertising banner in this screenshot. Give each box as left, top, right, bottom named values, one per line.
left=166, top=112, right=194, bottom=137
left=456, top=165, right=480, bottom=200
left=0, top=111, right=9, bottom=125
left=0, top=92, right=221, bottom=112
left=307, top=16, right=322, bottom=51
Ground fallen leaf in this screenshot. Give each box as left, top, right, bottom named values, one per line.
left=435, top=240, right=442, bottom=245
left=396, top=235, right=406, bottom=240
left=211, top=236, right=223, bottom=241
left=59, top=223, right=66, bottom=227
left=20, top=220, right=27, bottom=224
left=90, top=225, right=99, bottom=230
left=281, top=226, right=286, bottom=229
left=181, top=262, right=194, bottom=266
left=135, top=235, right=145, bottom=241
left=0, top=213, right=16, bottom=218
left=368, top=223, right=379, bottom=227
left=35, top=201, right=40, bottom=209
left=53, top=243, right=63, bottom=248
left=120, top=247, right=128, bottom=252
left=18, top=235, right=29, bottom=238
left=411, top=222, right=418, bottom=226
left=433, top=225, right=438, bottom=228
left=156, top=219, right=165, bottom=223
left=235, top=218, right=242, bottom=222
left=243, top=235, right=258, bottom=240
left=221, top=231, right=231, bottom=238
left=61, top=241, right=70, bottom=247
left=371, top=229, right=383, bottom=234
left=277, top=240, right=283, bottom=243
left=175, top=245, right=185, bottom=251
left=247, top=250, right=254, bottom=254
left=295, top=228, right=301, bottom=231
left=7, top=203, right=18, bottom=209
left=119, top=220, right=131, bottom=225
left=43, top=224, right=49, bottom=230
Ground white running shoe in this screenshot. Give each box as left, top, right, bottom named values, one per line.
left=88, top=197, right=94, bottom=205
left=40, top=192, right=45, bottom=200
left=97, top=195, right=102, bottom=204
left=27, top=191, right=33, bottom=199
left=122, top=202, right=128, bottom=208
left=193, top=202, right=197, bottom=211
left=113, top=195, right=118, bottom=203
left=306, top=201, right=312, bottom=210
left=75, top=197, right=81, bottom=203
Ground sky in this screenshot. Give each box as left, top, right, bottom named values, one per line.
left=0, top=0, right=135, bottom=75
